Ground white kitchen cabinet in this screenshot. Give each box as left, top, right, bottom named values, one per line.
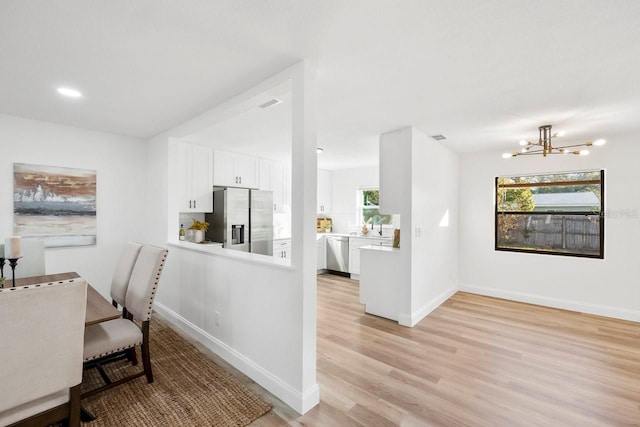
left=317, top=169, right=332, bottom=215
left=273, top=238, right=291, bottom=259
left=349, top=236, right=391, bottom=276
left=259, top=158, right=287, bottom=213
left=213, top=149, right=259, bottom=189
left=179, top=143, right=213, bottom=213
left=316, top=235, right=326, bottom=271
left=359, top=246, right=401, bottom=321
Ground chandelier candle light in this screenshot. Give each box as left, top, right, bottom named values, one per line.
left=503, top=125, right=606, bottom=158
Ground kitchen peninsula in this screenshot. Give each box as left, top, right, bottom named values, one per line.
left=358, top=244, right=401, bottom=321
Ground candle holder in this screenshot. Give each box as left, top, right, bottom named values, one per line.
left=7, top=257, right=21, bottom=288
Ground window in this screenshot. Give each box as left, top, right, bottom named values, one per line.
left=495, top=170, right=604, bottom=258
left=358, top=188, right=392, bottom=226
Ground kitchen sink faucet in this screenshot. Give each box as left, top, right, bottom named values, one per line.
left=371, top=216, right=383, bottom=236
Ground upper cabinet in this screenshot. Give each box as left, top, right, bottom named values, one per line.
left=259, top=158, right=287, bottom=213
left=179, top=143, right=213, bottom=213
left=317, top=169, right=332, bottom=215
left=213, top=149, right=259, bottom=189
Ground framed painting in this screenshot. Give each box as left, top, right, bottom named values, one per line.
left=13, top=163, right=97, bottom=247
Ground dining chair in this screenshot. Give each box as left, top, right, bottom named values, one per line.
left=108, top=241, right=144, bottom=365
left=14, top=238, right=45, bottom=279
left=110, top=241, right=144, bottom=311
left=82, top=245, right=168, bottom=398
left=0, top=278, right=87, bottom=427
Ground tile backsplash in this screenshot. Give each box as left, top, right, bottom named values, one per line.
left=179, top=213, right=205, bottom=237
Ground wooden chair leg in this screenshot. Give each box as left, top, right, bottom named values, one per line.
left=68, top=384, right=81, bottom=427
left=141, top=321, right=153, bottom=383
left=127, top=347, right=138, bottom=365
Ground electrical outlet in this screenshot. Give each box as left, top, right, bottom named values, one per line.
left=215, top=311, right=221, bottom=327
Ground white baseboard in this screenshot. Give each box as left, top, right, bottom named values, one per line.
left=398, top=285, right=458, bottom=327
left=154, top=303, right=318, bottom=414
left=301, top=383, right=320, bottom=414
left=459, top=283, right=640, bottom=322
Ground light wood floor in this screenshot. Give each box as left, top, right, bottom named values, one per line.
left=188, top=274, right=640, bottom=426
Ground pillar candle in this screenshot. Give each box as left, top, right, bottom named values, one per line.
left=5, top=237, right=21, bottom=258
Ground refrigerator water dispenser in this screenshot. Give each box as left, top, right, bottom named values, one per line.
left=231, top=224, right=245, bottom=245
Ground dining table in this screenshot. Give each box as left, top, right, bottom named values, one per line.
left=6, top=271, right=121, bottom=422
left=6, top=272, right=121, bottom=326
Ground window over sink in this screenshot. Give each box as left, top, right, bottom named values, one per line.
left=357, top=187, right=392, bottom=227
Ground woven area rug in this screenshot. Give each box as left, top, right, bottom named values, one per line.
left=81, top=319, right=272, bottom=426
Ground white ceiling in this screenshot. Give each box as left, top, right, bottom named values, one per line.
left=184, top=91, right=292, bottom=163
left=1, top=1, right=639, bottom=170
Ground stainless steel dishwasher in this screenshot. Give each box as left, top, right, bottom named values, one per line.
left=326, top=235, right=349, bottom=273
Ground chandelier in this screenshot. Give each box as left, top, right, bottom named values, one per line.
left=502, top=125, right=606, bottom=158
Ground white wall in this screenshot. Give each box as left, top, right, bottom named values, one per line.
left=144, top=63, right=319, bottom=414
left=330, top=166, right=378, bottom=234
left=379, top=127, right=459, bottom=326
left=410, top=129, right=459, bottom=321
left=459, top=135, right=640, bottom=321
left=0, top=114, right=147, bottom=297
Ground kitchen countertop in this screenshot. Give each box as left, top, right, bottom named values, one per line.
left=321, top=232, right=392, bottom=240
left=175, top=240, right=223, bottom=250
left=168, top=240, right=293, bottom=269
left=359, top=244, right=399, bottom=252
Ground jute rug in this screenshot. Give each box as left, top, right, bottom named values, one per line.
left=81, top=318, right=272, bottom=426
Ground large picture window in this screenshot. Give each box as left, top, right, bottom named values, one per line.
left=495, top=170, right=604, bottom=258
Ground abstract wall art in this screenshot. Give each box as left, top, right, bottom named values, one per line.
left=13, top=163, right=97, bottom=247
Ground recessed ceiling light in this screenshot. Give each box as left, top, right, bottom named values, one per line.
left=57, top=87, right=83, bottom=98
left=316, top=147, right=324, bottom=154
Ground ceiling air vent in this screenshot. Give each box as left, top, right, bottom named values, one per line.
left=430, top=134, right=447, bottom=141
left=259, top=98, right=282, bottom=109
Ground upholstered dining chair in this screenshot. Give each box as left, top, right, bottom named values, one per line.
left=82, top=245, right=168, bottom=398
left=110, top=241, right=144, bottom=311
left=108, top=241, right=144, bottom=365
left=0, top=278, right=87, bottom=427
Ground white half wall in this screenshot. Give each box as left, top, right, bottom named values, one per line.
left=144, top=63, right=319, bottom=414
left=0, top=114, right=147, bottom=297
left=459, top=135, right=640, bottom=321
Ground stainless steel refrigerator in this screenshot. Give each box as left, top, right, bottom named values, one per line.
left=205, top=188, right=273, bottom=255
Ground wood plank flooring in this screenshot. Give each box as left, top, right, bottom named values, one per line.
left=185, top=273, right=640, bottom=426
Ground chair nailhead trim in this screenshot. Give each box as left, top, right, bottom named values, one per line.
left=0, top=279, right=78, bottom=292
left=141, top=251, right=167, bottom=321
left=84, top=341, right=143, bottom=361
